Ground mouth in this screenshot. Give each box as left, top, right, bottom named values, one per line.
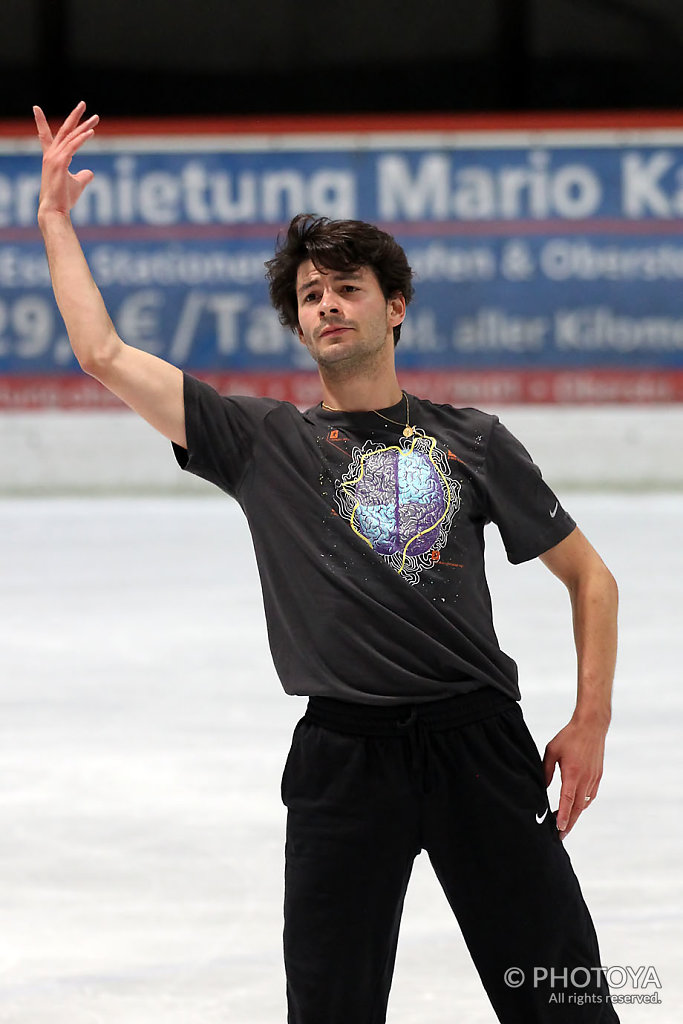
left=319, top=325, right=353, bottom=340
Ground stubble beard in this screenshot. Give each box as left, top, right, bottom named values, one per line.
left=310, top=317, right=392, bottom=382
left=316, top=342, right=384, bottom=381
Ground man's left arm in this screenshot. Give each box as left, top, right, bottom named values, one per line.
left=538, top=526, right=618, bottom=840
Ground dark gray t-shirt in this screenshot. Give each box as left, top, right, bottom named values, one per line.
left=173, top=373, right=575, bottom=705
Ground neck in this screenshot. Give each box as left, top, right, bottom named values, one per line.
left=320, top=370, right=403, bottom=412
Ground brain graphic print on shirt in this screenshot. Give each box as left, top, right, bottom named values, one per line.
left=334, top=430, right=460, bottom=585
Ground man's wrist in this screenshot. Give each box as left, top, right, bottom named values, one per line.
left=570, top=700, right=612, bottom=731
left=37, top=207, right=71, bottom=233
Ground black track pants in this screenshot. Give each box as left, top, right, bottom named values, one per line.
left=281, top=689, right=619, bottom=1024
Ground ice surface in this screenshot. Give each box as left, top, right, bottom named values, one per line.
left=0, top=494, right=680, bottom=1022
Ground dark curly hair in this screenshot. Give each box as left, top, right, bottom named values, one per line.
left=265, top=214, right=414, bottom=346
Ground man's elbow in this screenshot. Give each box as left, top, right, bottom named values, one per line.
left=78, top=330, right=124, bottom=380
left=585, top=560, right=618, bottom=612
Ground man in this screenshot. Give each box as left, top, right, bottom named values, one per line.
left=35, top=102, right=619, bottom=1023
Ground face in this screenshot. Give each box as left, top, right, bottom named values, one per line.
left=295, top=260, right=405, bottom=372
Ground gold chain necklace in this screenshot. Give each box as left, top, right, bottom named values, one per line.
left=321, top=391, right=415, bottom=437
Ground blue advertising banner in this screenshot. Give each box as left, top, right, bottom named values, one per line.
left=2, top=116, right=683, bottom=405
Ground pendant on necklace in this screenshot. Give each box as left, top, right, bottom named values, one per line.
left=403, top=426, right=414, bottom=437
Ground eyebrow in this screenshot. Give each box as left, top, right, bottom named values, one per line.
left=297, top=270, right=364, bottom=296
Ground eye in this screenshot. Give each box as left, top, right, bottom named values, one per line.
left=302, top=291, right=318, bottom=302
left=342, top=285, right=358, bottom=293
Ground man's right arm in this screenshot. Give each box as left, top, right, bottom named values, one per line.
left=35, top=102, right=186, bottom=448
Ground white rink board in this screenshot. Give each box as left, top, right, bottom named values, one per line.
left=2, top=403, right=683, bottom=494
left=0, top=494, right=680, bottom=1023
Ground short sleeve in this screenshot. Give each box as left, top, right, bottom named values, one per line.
left=172, top=373, right=280, bottom=496
left=483, top=419, right=576, bottom=564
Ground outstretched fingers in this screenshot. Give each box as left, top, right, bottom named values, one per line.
left=34, top=101, right=99, bottom=216
left=34, top=102, right=99, bottom=159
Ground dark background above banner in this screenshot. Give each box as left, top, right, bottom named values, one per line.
left=2, top=0, right=683, bottom=120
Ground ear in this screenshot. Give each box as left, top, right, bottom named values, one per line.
left=296, top=325, right=307, bottom=347
left=387, top=293, right=406, bottom=329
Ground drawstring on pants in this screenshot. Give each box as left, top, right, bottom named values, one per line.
left=396, top=709, right=432, bottom=793
left=304, top=686, right=516, bottom=797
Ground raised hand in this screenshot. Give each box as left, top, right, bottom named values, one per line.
left=33, top=101, right=99, bottom=219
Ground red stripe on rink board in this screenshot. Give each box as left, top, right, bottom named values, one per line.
left=2, top=370, right=683, bottom=410
left=3, top=111, right=683, bottom=136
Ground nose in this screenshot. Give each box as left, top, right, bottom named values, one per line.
left=318, top=287, right=340, bottom=317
